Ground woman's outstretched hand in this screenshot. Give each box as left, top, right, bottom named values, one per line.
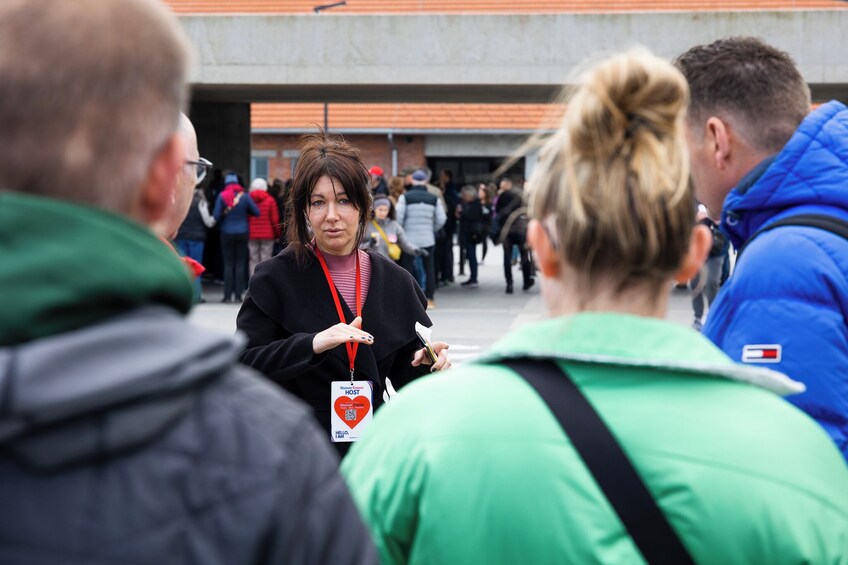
left=412, top=342, right=451, bottom=372
left=312, top=316, right=374, bottom=354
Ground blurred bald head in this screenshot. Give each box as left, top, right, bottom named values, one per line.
left=0, top=0, right=191, bottom=219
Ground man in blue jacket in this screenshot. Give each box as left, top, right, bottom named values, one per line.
left=676, top=37, right=848, bottom=459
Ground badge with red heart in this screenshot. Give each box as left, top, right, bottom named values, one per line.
left=333, top=395, right=371, bottom=429
left=330, top=381, right=374, bottom=442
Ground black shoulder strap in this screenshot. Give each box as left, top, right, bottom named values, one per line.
left=739, top=213, right=848, bottom=260
left=502, top=358, right=694, bottom=565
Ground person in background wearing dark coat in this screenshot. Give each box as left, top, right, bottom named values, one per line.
left=478, top=182, right=495, bottom=264
left=237, top=132, right=451, bottom=458
left=458, top=184, right=483, bottom=288
left=369, top=165, right=388, bottom=196
left=269, top=177, right=288, bottom=254
left=495, top=176, right=534, bottom=294
left=213, top=172, right=259, bottom=302
left=0, top=1, right=376, bottom=563
left=437, top=168, right=459, bottom=283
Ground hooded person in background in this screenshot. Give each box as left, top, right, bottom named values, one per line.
left=0, top=1, right=377, bottom=563
left=248, top=177, right=281, bottom=276
left=213, top=172, right=259, bottom=302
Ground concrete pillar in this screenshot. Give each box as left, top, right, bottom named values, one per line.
left=188, top=101, right=250, bottom=283
left=189, top=101, right=251, bottom=182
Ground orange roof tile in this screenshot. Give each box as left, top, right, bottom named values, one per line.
left=252, top=103, right=564, bottom=131
left=166, top=0, right=847, bottom=14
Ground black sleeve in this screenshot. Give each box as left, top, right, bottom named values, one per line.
left=386, top=279, right=431, bottom=390
left=462, top=202, right=483, bottom=223
left=237, top=294, right=328, bottom=383
left=260, top=414, right=379, bottom=565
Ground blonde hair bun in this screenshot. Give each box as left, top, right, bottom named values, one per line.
left=566, top=48, right=689, bottom=162
left=530, top=48, right=695, bottom=296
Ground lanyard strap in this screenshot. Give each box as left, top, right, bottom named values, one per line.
left=314, top=247, right=362, bottom=380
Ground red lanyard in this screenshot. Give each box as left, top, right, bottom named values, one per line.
left=314, top=247, right=362, bottom=380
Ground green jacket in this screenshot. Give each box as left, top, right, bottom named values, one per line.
left=342, top=313, right=848, bottom=564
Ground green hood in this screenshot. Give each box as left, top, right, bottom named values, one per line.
left=0, top=191, right=193, bottom=345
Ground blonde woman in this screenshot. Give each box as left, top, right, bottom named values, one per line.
left=342, top=50, right=848, bottom=563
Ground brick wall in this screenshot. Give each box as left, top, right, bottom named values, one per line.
left=251, top=133, right=426, bottom=181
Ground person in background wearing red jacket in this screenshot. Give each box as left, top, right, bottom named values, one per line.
left=248, top=177, right=281, bottom=276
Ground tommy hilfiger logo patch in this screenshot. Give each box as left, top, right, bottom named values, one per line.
left=742, top=344, right=782, bottom=364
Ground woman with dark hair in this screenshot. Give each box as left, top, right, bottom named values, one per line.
left=236, top=132, right=451, bottom=457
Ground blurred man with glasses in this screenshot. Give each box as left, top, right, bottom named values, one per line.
left=167, top=114, right=216, bottom=302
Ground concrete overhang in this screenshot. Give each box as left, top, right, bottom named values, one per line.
left=182, top=11, right=848, bottom=104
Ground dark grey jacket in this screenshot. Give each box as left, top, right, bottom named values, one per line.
left=0, top=306, right=377, bottom=564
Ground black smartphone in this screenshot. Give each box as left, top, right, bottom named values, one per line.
left=415, top=331, right=438, bottom=364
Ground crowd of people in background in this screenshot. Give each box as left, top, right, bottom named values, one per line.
left=179, top=162, right=548, bottom=309
left=182, top=161, right=739, bottom=331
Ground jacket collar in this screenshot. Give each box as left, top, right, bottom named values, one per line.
left=474, top=313, right=802, bottom=396
left=298, top=249, right=428, bottom=380
left=721, top=101, right=848, bottom=248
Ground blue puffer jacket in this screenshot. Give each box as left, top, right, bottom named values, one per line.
left=704, top=101, right=848, bottom=459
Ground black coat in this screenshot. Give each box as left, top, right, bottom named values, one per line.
left=237, top=247, right=432, bottom=456
left=459, top=199, right=484, bottom=238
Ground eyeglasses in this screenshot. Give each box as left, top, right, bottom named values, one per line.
left=186, top=157, right=213, bottom=185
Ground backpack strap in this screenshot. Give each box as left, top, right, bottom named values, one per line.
left=738, top=213, right=848, bottom=261
left=371, top=220, right=391, bottom=246
left=501, top=358, right=694, bottom=565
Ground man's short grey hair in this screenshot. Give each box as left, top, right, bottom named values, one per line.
left=460, top=184, right=478, bottom=199
left=421, top=166, right=433, bottom=183
left=0, top=0, right=191, bottom=214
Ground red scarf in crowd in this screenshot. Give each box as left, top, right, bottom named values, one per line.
left=220, top=183, right=244, bottom=208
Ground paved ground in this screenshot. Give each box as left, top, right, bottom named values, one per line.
left=189, top=243, right=697, bottom=367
